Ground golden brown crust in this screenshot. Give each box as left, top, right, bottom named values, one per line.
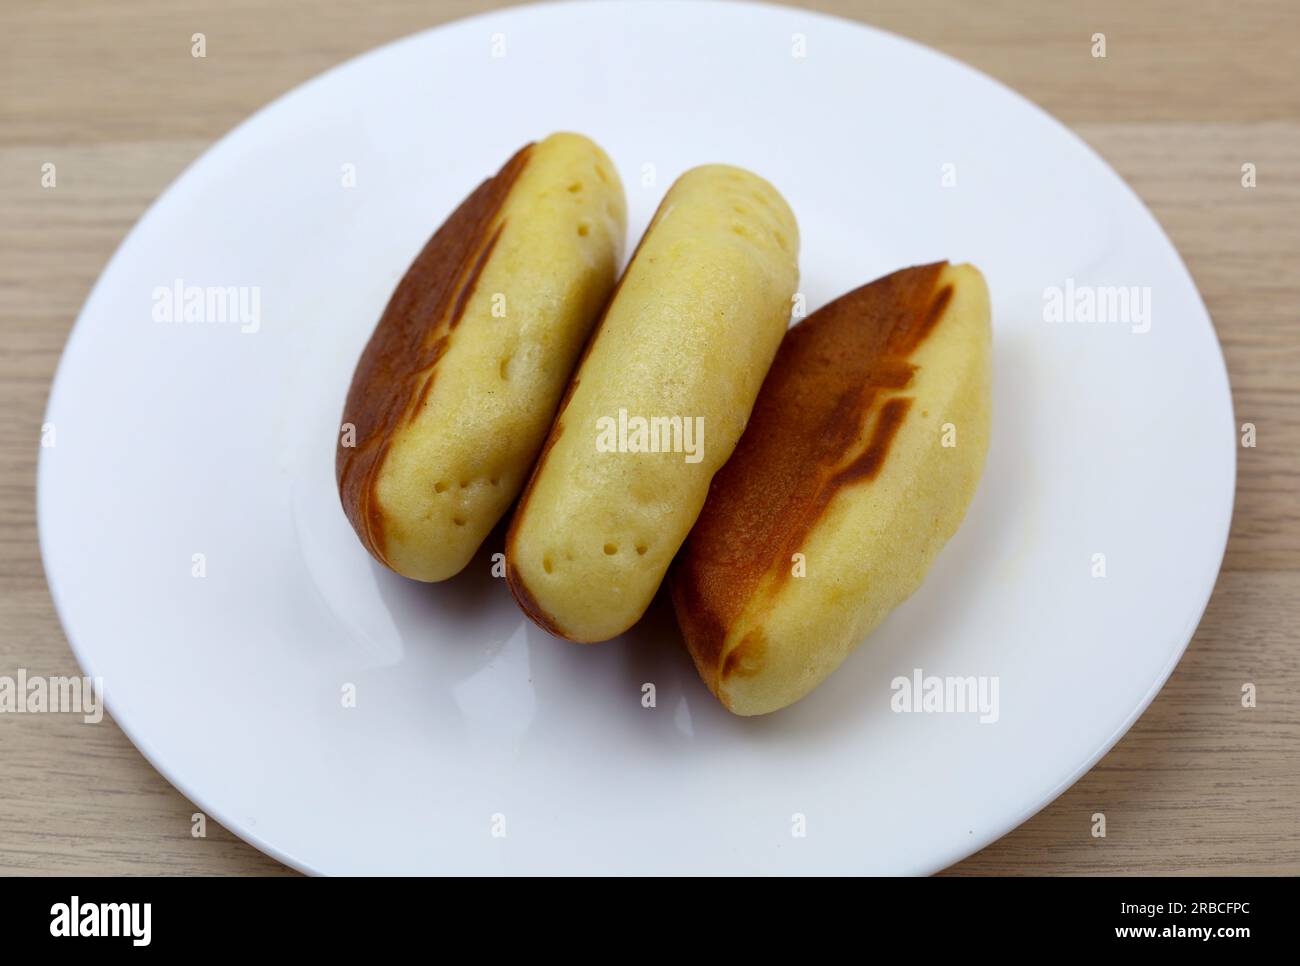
left=670, top=262, right=954, bottom=689
left=336, top=144, right=532, bottom=565
left=504, top=557, right=565, bottom=637
left=503, top=419, right=568, bottom=638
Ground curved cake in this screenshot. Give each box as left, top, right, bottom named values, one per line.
left=507, top=164, right=800, bottom=642
left=671, top=262, right=992, bottom=715
left=337, top=133, right=626, bottom=581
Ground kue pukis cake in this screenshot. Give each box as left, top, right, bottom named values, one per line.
left=337, top=133, right=626, bottom=581
left=671, top=262, right=992, bottom=715
left=507, top=165, right=800, bottom=642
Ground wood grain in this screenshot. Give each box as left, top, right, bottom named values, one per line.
left=1, top=0, right=1296, bottom=876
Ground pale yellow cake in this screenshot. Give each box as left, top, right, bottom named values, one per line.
left=507, top=164, right=800, bottom=642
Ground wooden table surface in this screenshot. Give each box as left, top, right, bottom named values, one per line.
left=2, top=0, right=1297, bottom=876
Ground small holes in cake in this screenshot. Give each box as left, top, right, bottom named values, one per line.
left=499, top=355, right=511, bottom=380
left=577, top=220, right=591, bottom=237
left=635, top=543, right=647, bottom=556
left=453, top=516, right=466, bottom=527
left=489, top=476, right=500, bottom=486
left=603, top=542, right=618, bottom=556
left=732, top=224, right=752, bottom=240
left=567, top=181, right=582, bottom=193
left=543, top=556, right=554, bottom=574
left=434, top=481, right=448, bottom=494
left=595, top=164, right=610, bottom=185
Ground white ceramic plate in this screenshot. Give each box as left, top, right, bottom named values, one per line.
left=38, top=0, right=1234, bottom=875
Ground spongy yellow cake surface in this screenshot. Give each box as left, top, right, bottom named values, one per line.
left=340, top=133, right=626, bottom=581
left=672, top=262, right=992, bottom=715
left=508, top=164, right=800, bottom=641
